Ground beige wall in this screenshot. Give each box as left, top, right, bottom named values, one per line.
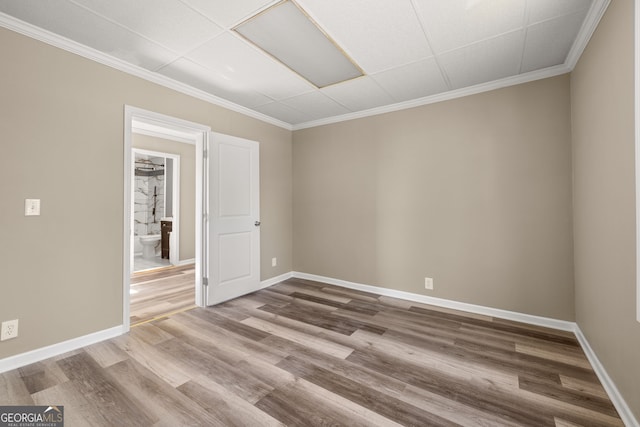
left=2, top=5, right=638, bottom=417
left=133, top=134, right=196, bottom=262
left=293, top=75, right=575, bottom=320
left=571, top=0, right=640, bottom=419
left=0, top=27, right=293, bottom=359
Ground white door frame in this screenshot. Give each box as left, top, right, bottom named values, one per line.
left=132, top=148, right=181, bottom=267
left=123, top=105, right=210, bottom=332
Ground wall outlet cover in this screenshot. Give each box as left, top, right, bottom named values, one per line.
left=272, top=257, right=277, bottom=267
left=424, top=277, right=434, bottom=290
left=1, top=319, right=19, bottom=341
left=25, top=199, right=40, bottom=216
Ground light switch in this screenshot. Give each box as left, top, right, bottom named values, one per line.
left=25, top=199, right=40, bottom=216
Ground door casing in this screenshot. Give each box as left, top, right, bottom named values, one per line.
left=123, top=106, right=209, bottom=332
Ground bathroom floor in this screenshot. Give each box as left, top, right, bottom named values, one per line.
left=133, top=254, right=171, bottom=272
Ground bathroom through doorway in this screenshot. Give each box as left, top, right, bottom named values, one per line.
left=132, top=148, right=180, bottom=273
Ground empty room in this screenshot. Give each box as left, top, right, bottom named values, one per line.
left=0, top=0, right=639, bottom=425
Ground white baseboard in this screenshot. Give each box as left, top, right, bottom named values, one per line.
left=0, top=325, right=124, bottom=374
left=261, top=272, right=293, bottom=290
left=1, top=271, right=636, bottom=427
left=288, top=271, right=638, bottom=427
left=175, top=258, right=195, bottom=266
left=291, top=272, right=575, bottom=331
left=574, top=326, right=639, bottom=427
left=0, top=271, right=282, bottom=374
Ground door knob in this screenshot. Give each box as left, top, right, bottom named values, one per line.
left=255, top=221, right=261, bottom=227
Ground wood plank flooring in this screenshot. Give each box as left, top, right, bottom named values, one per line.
left=0, top=277, right=623, bottom=426
left=130, top=264, right=196, bottom=326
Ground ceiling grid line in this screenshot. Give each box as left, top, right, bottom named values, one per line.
left=66, top=0, right=203, bottom=58
left=0, top=0, right=609, bottom=128
left=409, top=0, right=453, bottom=91
left=516, top=0, right=531, bottom=74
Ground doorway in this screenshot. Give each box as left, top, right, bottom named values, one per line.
left=123, top=107, right=263, bottom=332
left=123, top=106, right=209, bottom=332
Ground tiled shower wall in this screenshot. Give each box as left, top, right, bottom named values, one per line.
left=134, top=155, right=165, bottom=253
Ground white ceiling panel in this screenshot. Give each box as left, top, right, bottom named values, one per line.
left=180, top=0, right=276, bottom=28
left=521, top=11, right=588, bottom=73
left=254, top=101, right=309, bottom=124
left=186, top=32, right=314, bottom=101
left=372, top=57, right=449, bottom=102
left=70, top=0, right=223, bottom=55
left=322, top=76, right=395, bottom=112
left=235, top=1, right=363, bottom=88
left=0, top=0, right=178, bottom=70
left=526, top=0, right=592, bottom=25
left=439, top=30, right=525, bottom=89
left=0, top=0, right=609, bottom=127
left=158, top=58, right=272, bottom=108
left=296, top=0, right=433, bottom=74
left=280, top=91, right=351, bottom=122
left=413, top=0, right=527, bottom=54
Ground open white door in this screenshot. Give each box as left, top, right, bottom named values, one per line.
left=205, top=132, right=260, bottom=305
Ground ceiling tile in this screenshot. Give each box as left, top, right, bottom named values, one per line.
left=0, top=0, right=178, bottom=70
left=439, top=30, right=525, bottom=89
left=70, top=0, right=223, bottom=54
left=371, top=57, right=448, bottom=102
left=322, top=76, right=395, bottom=111
left=296, top=0, right=432, bottom=74
left=0, top=0, right=603, bottom=127
left=526, top=0, right=592, bottom=24
left=180, top=0, right=276, bottom=28
left=521, top=11, right=588, bottom=73
left=413, top=0, right=526, bottom=54
left=186, top=32, right=314, bottom=100
left=254, top=102, right=309, bottom=124
left=158, top=58, right=272, bottom=108
left=280, top=91, right=351, bottom=122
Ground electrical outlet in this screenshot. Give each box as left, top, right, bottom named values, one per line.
left=272, top=257, right=277, bottom=267
left=25, top=199, right=40, bottom=216
left=424, top=277, right=434, bottom=290
left=1, top=319, right=19, bottom=341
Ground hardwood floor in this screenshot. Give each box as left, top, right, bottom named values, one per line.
left=0, top=277, right=623, bottom=426
left=130, top=264, right=196, bottom=326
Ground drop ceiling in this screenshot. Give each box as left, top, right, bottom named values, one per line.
left=0, top=0, right=608, bottom=130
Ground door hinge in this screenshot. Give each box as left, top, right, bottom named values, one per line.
left=203, top=149, right=208, bottom=159
left=203, top=277, right=209, bottom=286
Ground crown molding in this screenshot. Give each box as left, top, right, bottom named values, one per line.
left=292, top=64, right=571, bottom=130
left=293, top=0, right=611, bottom=131
left=0, top=12, right=293, bottom=131
left=0, top=0, right=611, bottom=133
left=565, top=0, right=611, bottom=70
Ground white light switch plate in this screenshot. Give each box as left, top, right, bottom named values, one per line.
left=25, top=199, right=40, bottom=216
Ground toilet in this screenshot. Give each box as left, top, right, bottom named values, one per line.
left=139, top=235, right=161, bottom=259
